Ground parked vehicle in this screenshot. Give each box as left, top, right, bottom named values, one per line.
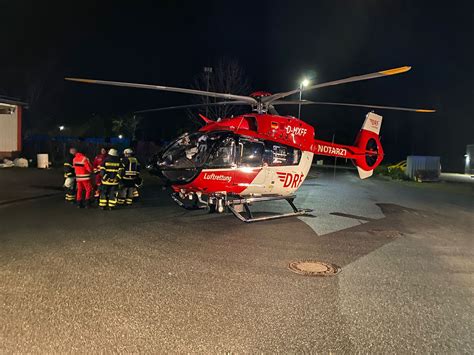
left=388, top=160, right=407, bottom=173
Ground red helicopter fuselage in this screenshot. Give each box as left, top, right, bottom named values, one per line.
left=157, top=112, right=384, bottom=201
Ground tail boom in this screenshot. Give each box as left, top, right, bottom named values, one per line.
left=311, top=112, right=384, bottom=179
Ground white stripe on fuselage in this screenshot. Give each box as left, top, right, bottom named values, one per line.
left=241, top=151, right=314, bottom=196
left=198, top=151, right=314, bottom=196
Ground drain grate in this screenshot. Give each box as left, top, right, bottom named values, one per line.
left=288, top=261, right=341, bottom=276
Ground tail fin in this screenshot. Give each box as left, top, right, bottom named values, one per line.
left=353, top=112, right=384, bottom=179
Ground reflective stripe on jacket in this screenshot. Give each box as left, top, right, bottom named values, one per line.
left=121, top=156, right=141, bottom=181
left=100, top=155, right=124, bottom=185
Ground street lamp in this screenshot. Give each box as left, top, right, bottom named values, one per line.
left=204, top=66, right=213, bottom=116
left=59, top=125, right=65, bottom=131
left=118, top=134, right=123, bottom=140
left=298, top=78, right=310, bottom=119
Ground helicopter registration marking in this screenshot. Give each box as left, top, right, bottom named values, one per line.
left=285, top=126, right=308, bottom=136
left=317, top=145, right=347, bottom=157
left=203, top=173, right=232, bottom=183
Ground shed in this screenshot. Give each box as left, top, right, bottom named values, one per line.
left=0, top=96, right=27, bottom=158
left=406, top=156, right=441, bottom=182
left=466, top=144, right=474, bottom=175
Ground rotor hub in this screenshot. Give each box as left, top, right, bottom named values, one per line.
left=249, top=92, right=272, bottom=113
left=249, top=91, right=272, bottom=99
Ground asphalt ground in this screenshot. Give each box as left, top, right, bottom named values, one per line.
left=0, top=168, right=473, bottom=352
left=0, top=168, right=63, bottom=204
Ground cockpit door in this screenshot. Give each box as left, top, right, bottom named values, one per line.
left=236, top=138, right=268, bottom=195
left=202, top=137, right=237, bottom=191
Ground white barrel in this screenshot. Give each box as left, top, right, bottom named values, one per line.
left=37, top=154, right=49, bottom=169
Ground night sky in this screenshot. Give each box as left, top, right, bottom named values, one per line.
left=1, top=0, right=473, bottom=171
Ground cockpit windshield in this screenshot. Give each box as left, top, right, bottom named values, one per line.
left=160, top=133, right=207, bottom=169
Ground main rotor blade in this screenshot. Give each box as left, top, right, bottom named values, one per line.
left=65, top=77, right=257, bottom=104
left=263, top=66, right=412, bottom=104
left=135, top=101, right=251, bottom=114
left=273, top=100, right=436, bottom=113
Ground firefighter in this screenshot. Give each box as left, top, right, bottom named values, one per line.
left=63, top=147, right=77, bottom=203
left=92, top=147, right=108, bottom=198
left=99, top=148, right=123, bottom=210
left=73, top=151, right=93, bottom=208
left=118, top=148, right=141, bottom=206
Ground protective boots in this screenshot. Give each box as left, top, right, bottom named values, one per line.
left=77, top=199, right=92, bottom=209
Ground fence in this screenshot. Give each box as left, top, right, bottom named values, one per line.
left=22, top=136, right=162, bottom=167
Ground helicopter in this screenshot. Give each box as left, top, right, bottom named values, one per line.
left=66, top=65, right=435, bottom=222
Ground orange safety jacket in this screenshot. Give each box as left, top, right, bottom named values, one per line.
left=73, top=153, right=93, bottom=181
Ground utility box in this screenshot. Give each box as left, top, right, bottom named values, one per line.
left=37, top=154, right=50, bottom=169
left=406, top=156, right=441, bottom=182
left=465, top=144, right=474, bottom=174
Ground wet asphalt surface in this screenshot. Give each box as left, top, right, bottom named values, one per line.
left=0, top=169, right=473, bottom=352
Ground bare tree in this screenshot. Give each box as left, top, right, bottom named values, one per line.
left=189, top=58, right=251, bottom=120
left=112, top=114, right=142, bottom=141
left=20, top=55, right=65, bottom=136
left=25, top=55, right=63, bottom=114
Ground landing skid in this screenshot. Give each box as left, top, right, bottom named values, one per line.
left=227, top=195, right=312, bottom=223
left=171, top=192, right=312, bottom=222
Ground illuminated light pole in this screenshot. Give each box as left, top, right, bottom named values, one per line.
left=118, top=134, right=123, bottom=140
left=58, top=125, right=66, bottom=158
left=298, top=78, right=310, bottom=119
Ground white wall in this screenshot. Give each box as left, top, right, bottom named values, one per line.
left=0, top=109, right=18, bottom=152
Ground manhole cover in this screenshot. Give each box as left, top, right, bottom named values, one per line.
left=368, top=229, right=403, bottom=238
left=288, top=261, right=341, bottom=276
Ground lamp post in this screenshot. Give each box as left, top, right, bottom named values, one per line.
left=58, top=126, right=66, bottom=160
left=298, top=78, right=310, bottom=118
left=204, top=67, right=213, bottom=116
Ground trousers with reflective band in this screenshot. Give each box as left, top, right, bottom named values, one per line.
left=65, top=193, right=75, bottom=201
left=118, top=186, right=137, bottom=205
left=100, top=185, right=118, bottom=208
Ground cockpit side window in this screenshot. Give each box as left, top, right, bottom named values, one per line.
left=238, top=139, right=264, bottom=167
left=263, top=141, right=302, bottom=166
left=206, top=137, right=236, bottom=168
